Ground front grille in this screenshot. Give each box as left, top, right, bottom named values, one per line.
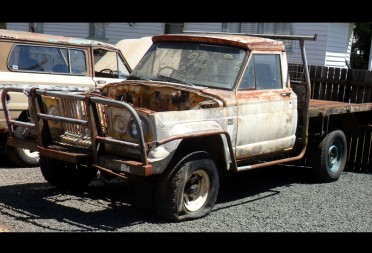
left=60, top=98, right=90, bottom=138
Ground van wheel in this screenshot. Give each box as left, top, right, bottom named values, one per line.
left=6, top=127, right=39, bottom=167
left=312, top=130, right=347, bottom=182
left=7, top=146, right=39, bottom=167
left=40, top=157, right=97, bottom=189
left=156, top=151, right=219, bottom=221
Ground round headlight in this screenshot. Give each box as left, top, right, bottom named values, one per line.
left=128, top=115, right=149, bottom=139
left=113, top=115, right=127, bottom=134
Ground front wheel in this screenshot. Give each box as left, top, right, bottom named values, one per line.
left=40, top=157, right=97, bottom=189
left=312, top=130, right=347, bottom=182
left=156, top=151, right=219, bottom=221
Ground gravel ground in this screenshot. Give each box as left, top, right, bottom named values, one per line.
left=0, top=155, right=371, bottom=232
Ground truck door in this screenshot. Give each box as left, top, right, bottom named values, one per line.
left=235, top=53, right=298, bottom=160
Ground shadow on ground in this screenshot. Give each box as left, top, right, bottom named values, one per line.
left=2, top=152, right=370, bottom=232
left=0, top=163, right=323, bottom=231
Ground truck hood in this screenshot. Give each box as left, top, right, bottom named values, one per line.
left=101, top=80, right=236, bottom=112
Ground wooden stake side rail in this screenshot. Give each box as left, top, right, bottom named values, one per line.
left=309, top=99, right=372, bottom=117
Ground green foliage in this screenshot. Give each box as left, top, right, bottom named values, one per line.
left=0, top=23, right=5, bottom=29
left=350, top=23, right=372, bottom=70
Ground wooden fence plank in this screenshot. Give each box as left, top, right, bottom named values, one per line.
left=357, top=70, right=366, bottom=103
left=318, top=67, right=328, bottom=100
left=364, top=71, right=372, bottom=103
left=347, top=137, right=357, bottom=171
left=345, top=69, right=353, bottom=103
left=332, top=68, right=341, bottom=101
left=309, top=65, right=316, bottom=99
left=325, top=67, right=335, bottom=101
left=338, top=68, right=348, bottom=102
left=312, top=66, right=323, bottom=99
left=361, top=129, right=372, bottom=171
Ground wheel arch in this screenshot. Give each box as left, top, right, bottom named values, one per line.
left=165, top=134, right=231, bottom=175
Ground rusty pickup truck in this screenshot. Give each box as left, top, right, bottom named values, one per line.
left=2, top=32, right=372, bottom=221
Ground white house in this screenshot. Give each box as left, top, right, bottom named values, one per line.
left=6, top=22, right=353, bottom=68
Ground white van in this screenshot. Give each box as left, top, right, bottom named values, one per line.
left=0, top=29, right=132, bottom=166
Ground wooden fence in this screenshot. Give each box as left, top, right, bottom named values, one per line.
left=289, top=64, right=372, bottom=172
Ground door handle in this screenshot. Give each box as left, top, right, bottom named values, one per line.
left=96, top=80, right=106, bottom=85
left=280, top=92, right=291, bottom=97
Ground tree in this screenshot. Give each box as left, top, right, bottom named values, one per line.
left=350, top=23, right=372, bottom=70
left=0, top=23, right=5, bottom=29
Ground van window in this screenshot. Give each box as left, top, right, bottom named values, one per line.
left=93, top=49, right=129, bottom=79
left=8, top=45, right=86, bottom=75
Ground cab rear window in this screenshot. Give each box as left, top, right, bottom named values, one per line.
left=7, top=45, right=87, bottom=75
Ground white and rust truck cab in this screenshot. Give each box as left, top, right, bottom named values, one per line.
left=3, top=32, right=372, bottom=221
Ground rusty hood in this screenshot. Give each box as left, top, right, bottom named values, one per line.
left=101, top=80, right=237, bottom=112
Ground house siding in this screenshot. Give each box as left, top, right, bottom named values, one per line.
left=6, top=22, right=354, bottom=68
left=106, top=23, right=163, bottom=44
left=325, top=23, right=353, bottom=68
left=185, top=23, right=222, bottom=32
left=292, top=23, right=328, bottom=66
left=6, top=23, right=29, bottom=31
left=44, top=23, right=89, bottom=38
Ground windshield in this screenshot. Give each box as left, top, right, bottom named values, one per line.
left=130, top=42, right=247, bottom=89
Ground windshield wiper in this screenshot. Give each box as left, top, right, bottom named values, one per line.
left=157, top=74, right=194, bottom=87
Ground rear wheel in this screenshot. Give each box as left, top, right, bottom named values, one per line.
left=6, top=126, right=39, bottom=167
left=312, top=130, right=347, bottom=182
left=40, top=157, right=97, bottom=189
left=156, top=151, right=219, bottom=221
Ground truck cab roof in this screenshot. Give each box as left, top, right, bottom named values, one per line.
left=152, top=33, right=286, bottom=51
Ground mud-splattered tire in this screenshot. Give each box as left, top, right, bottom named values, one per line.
left=6, top=127, right=39, bottom=167
left=312, top=130, right=347, bottom=182
left=156, top=151, right=219, bottom=221
left=40, top=157, right=97, bottom=189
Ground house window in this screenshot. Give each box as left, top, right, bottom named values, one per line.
left=164, top=23, right=184, bottom=34
left=29, top=23, right=43, bottom=33
left=89, top=23, right=106, bottom=39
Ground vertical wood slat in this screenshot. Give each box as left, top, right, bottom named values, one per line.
left=338, top=68, right=348, bottom=102
left=312, top=66, right=323, bottom=99
left=347, top=137, right=358, bottom=171
left=357, top=70, right=366, bottom=103
left=361, top=129, right=372, bottom=170
left=350, top=69, right=361, bottom=103
left=332, top=68, right=341, bottom=101
left=318, top=67, right=328, bottom=100
left=344, top=69, right=353, bottom=103
left=354, top=131, right=366, bottom=171
left=309, top=65, right=316, bottom=99
left=325, top=67, right=335, bottom=101
left=364, top=71, right=372, bottom=102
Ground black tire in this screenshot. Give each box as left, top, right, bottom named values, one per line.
left=312, top=130, right=347, bottom=182
left=40, top=157, right=97, bottom=189
left=156, top=151, right=219, bottom=221
left=6, top=127, right=39, bottom=167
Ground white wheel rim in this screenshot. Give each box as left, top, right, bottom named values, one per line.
left=183, top=169, right=210, bottom=212
left=22, top=149, right=39, bottom=159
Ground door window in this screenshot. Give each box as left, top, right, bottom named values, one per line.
left=239, top=54, right=282, bottom=90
